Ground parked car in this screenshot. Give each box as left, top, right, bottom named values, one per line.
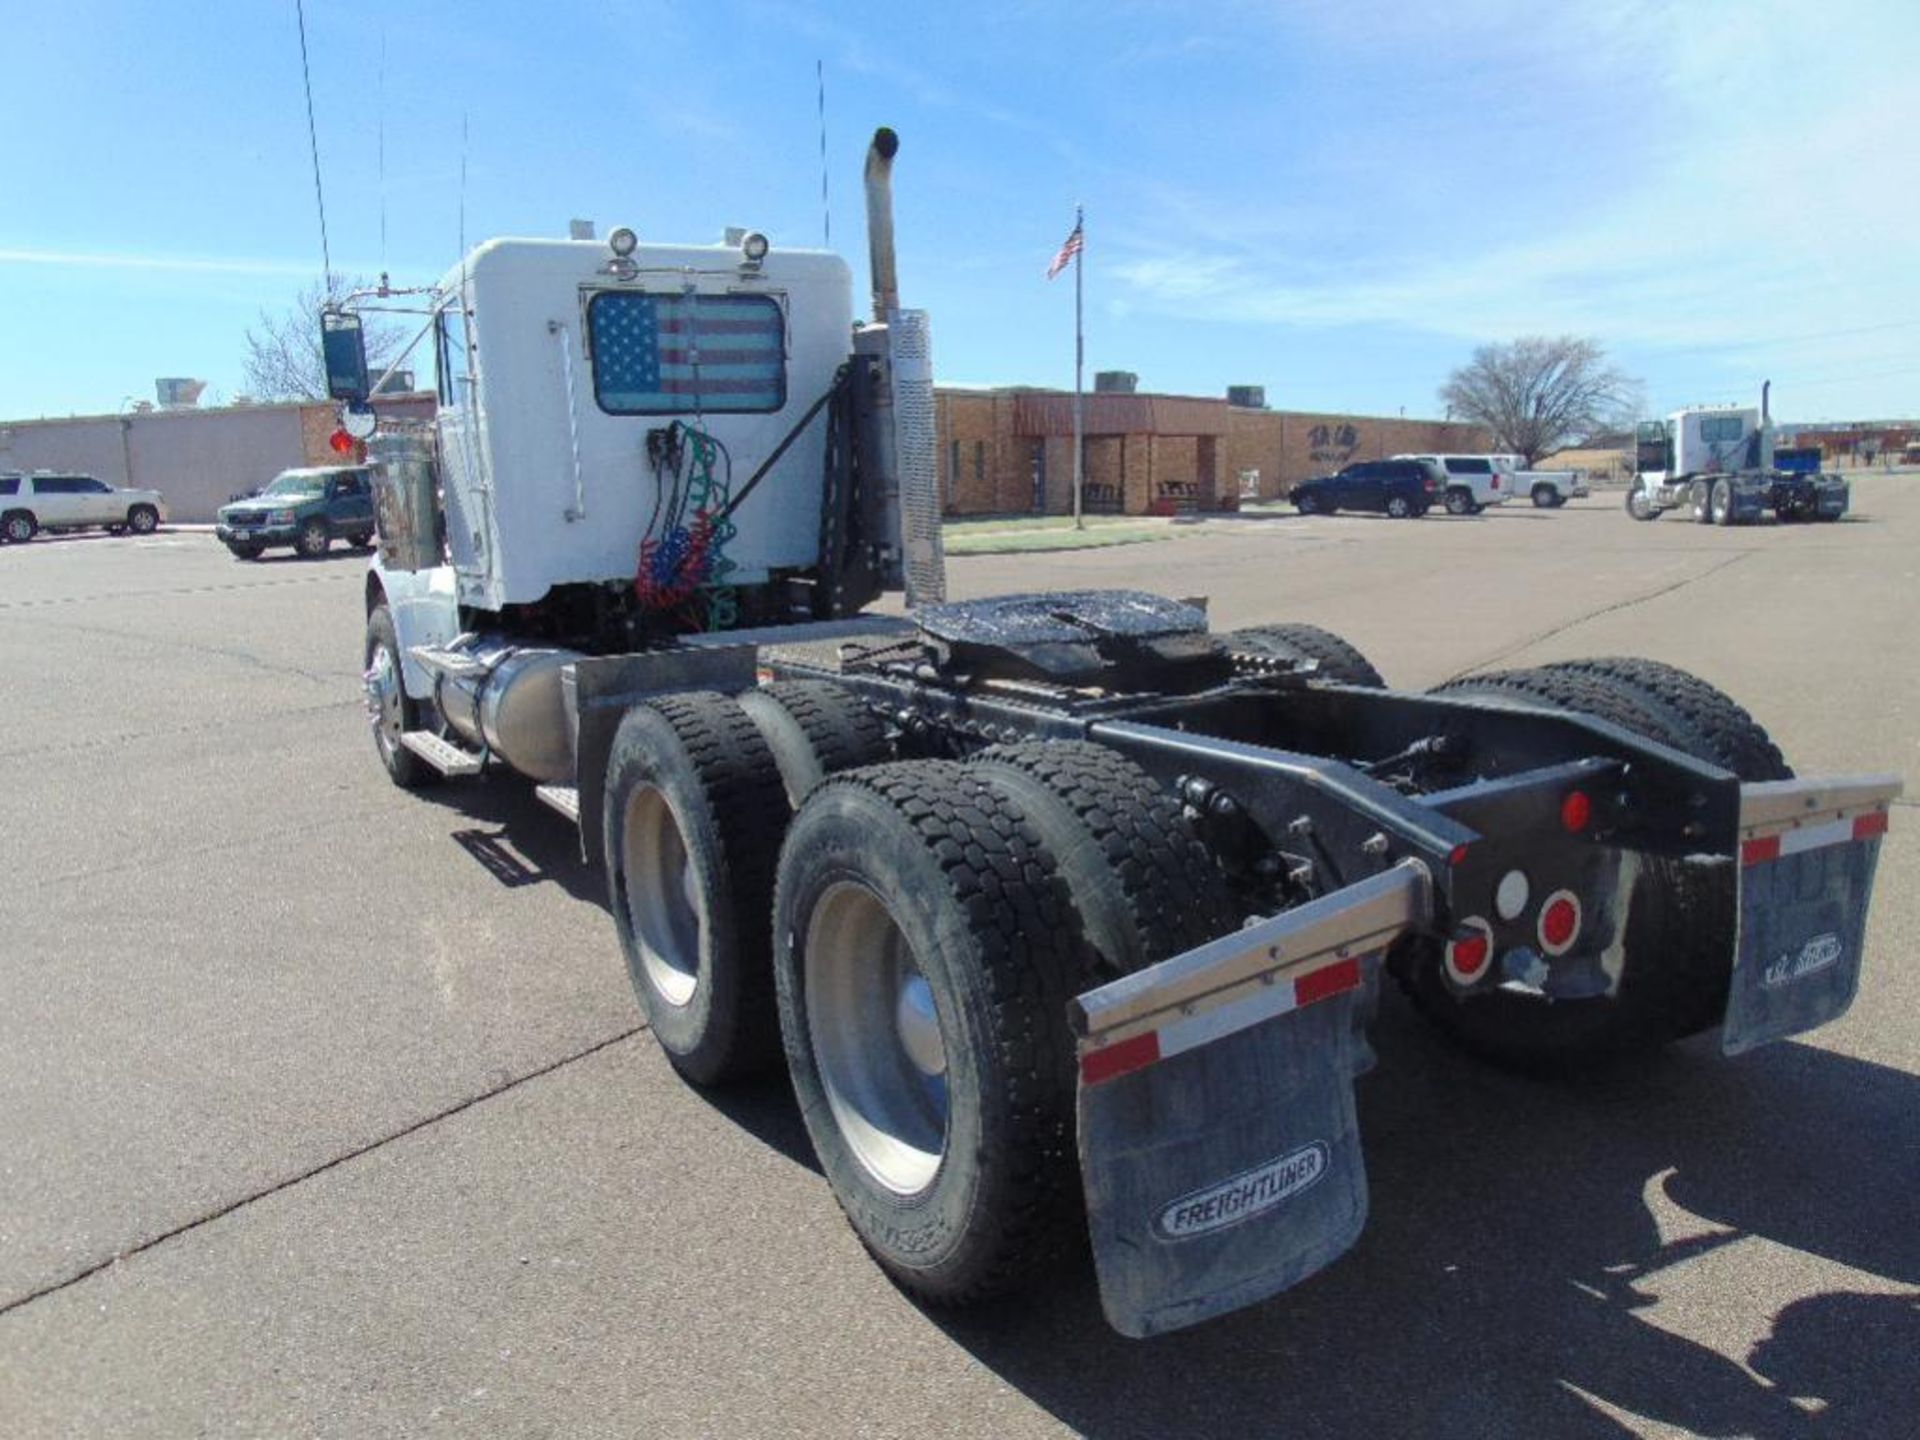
left=214, top=466, right=376, bottom=560
left=1487, top=456, right=1588, bottom=506
left=0, top=472, right=167, bottom=543
left=1290, top=458, right=1439, bottom=518
left=1393, top=454, right=1508, bottom=514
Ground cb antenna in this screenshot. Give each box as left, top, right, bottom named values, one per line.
left=817, top=60, right=830, bottom=248
left=293, top=0, right=332, bottom=288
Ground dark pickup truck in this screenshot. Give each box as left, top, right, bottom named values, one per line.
left=215, top=466, right=376, bottom=559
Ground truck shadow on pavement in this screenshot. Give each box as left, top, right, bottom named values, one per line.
left=930, top=999, right=1920, bottom=1439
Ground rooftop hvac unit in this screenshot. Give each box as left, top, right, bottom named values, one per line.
left=1094, top=370, right=1138, bottom=394
left=1227, top=385, right=1267, bottom=409
left=155, top=377, right=207, bottom=408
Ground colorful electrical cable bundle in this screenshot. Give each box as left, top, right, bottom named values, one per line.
left=634, top=422, right=737, bottom=630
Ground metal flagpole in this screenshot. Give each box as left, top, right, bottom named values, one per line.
left=1073, top=203, right=1084, bottom=530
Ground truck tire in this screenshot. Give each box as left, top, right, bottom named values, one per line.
left=604, top=692, right=790, bottom=1084
left=1225, top=623, right=1387, bottom=688
left=1538, top=657, right=1791, bottom=783
left=1444, top=488, right=1474, bottom=516
left=363, top=604, right=435, bottom=790
left=1624, top=484, right=1660, bottom=521
left=1691, top=479, right=1714, bottom=523
left=296, top=518, right=331, bottom=558
left=970, top=741, right=1239, bottom=982
left=1411, top=665, right=1749, bottom=1069
left=773, top=761, right=1085, bottom=1304
left=3, top=511, right=37, bottom=544
left=126, top=504, right=159, bottom=534
left=737, top=681, right=890, bottom=808
left=1710, top=478, right=1735, bottom=526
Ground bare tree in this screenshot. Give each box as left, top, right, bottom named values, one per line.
left=241, top=277, right=404, bottom=402
left=1440, top=336, right=1637, bottom=465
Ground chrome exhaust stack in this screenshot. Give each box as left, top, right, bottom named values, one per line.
left=863, top=126, right=901, bottom=322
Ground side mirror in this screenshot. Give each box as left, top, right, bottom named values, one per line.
left=321, top=309, right=370, bottom=404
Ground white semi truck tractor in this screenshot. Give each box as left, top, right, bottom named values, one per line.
left=1625, top=384, right=1850, bottom=524
left=329, top=130, right=1900, bottom=1338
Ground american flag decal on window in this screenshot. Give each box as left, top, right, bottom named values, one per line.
left=588, top=291, right=786, bottom=414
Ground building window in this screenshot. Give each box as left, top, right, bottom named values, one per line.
left=949, top=439, right=960, bottom=505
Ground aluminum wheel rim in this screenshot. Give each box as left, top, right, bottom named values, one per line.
left=364, top=641, right=404, bottom=760
left=805, top=881, right=949, bottom=1195
left=5, top=518, right=29, bottom=542
left=1711, top=485, right=1730, bottom=524
left=130, top=509, right=155, bottom=533
left=622, top=786, right=702, bottom=1007
left=1628, top=488, right=1651, bottom=518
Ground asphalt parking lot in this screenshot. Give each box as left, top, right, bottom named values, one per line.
left=3, top=485, right=1917, bottom=1438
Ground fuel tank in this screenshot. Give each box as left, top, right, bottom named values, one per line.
left=436, top=640, right=580, bottom=783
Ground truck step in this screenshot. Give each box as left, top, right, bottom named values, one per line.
left=534, top=784, right=581, bottom=823
left=399, top=730, right=484, bottom=776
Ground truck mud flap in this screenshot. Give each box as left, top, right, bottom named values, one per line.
left=1722, top=776, right=1901, bottom=1056
left=1070, top=861, right=1430, bottom=1338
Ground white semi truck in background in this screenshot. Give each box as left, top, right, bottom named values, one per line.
left=326, top=129, right=1899, bottom=1338
left=1625, top=386, right=1849, bottom=524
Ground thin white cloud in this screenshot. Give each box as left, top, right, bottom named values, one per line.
left=1101, top=0, right=1920, bottom=407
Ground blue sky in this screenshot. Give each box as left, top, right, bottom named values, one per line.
left=4, top=0, right=1917, bottom=423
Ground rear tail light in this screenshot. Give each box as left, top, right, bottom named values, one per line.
left=1561, top=790, right=1592, bottom=833
left=1444, top=918, right=1495, bottom=985
left=1537, top=891, right=1582, bottom=956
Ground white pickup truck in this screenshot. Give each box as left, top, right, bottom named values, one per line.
left=1393, top=454, right=1508, bottom=514
left=1493, top=456, right=1589, bottom=508
left=1, top=472, right=168, bottom=542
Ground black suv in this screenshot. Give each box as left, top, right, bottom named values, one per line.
left=1289, top=459, right=1439, bottom=518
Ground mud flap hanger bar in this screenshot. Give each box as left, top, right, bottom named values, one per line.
left=1070, top=860, right=1432, bottom=1338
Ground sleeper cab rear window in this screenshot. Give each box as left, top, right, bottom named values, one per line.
left=587, top=291, right=786, bottom=416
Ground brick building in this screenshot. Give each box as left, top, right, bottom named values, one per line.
left=936, top=387, right=1491, bottom=516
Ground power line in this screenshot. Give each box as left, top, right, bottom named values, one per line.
left=293, top=0, right=332, bottom=286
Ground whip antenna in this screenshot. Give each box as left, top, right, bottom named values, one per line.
left=294, top=0, right=332, bottom=286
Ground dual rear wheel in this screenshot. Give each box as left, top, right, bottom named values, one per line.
left=603, top=684, right=1237, bottom=1303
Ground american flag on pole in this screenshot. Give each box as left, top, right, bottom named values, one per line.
left=1046, top=219, right=1084, bottom=280
left=589, top=292, right=786, bottom=413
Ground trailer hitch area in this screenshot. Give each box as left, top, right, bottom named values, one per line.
left=1068, top=860, right=1432, bottom=1338
left=1722, top=774, right=1901, bottom=1055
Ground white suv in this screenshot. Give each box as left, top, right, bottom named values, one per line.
left=1392, top=455, right=1508, bottom=514
left=0, top=473, right=168, bottom=543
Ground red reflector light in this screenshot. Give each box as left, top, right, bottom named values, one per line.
left=1295, top=955, right=1363, bottom=1007
left=1561, top=790, right=1592, bottom=833
left=1449, top=843, right=1470, bottom=866
left=1854, top=810, right=1889, bottom=842
left=1741, top=834, right=1782, bottom=867
left=1537, top=890, right=1582, bottom=956
left=329, top=428, right=355, bottom=454
left=1444, top=920, right=1493, bottom=985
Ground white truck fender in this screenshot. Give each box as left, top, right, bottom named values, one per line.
left=368, top=559, right=460, bottom=700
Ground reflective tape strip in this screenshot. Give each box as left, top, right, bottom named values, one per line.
left=1078, top=956, right=1364, bottom=1087
left=1742, top=809, right=1890, bottom=867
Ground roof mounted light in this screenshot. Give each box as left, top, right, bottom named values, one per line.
left=608, top=227, right=638, bottom=258
left=741, top=231, right=770, bottom=266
